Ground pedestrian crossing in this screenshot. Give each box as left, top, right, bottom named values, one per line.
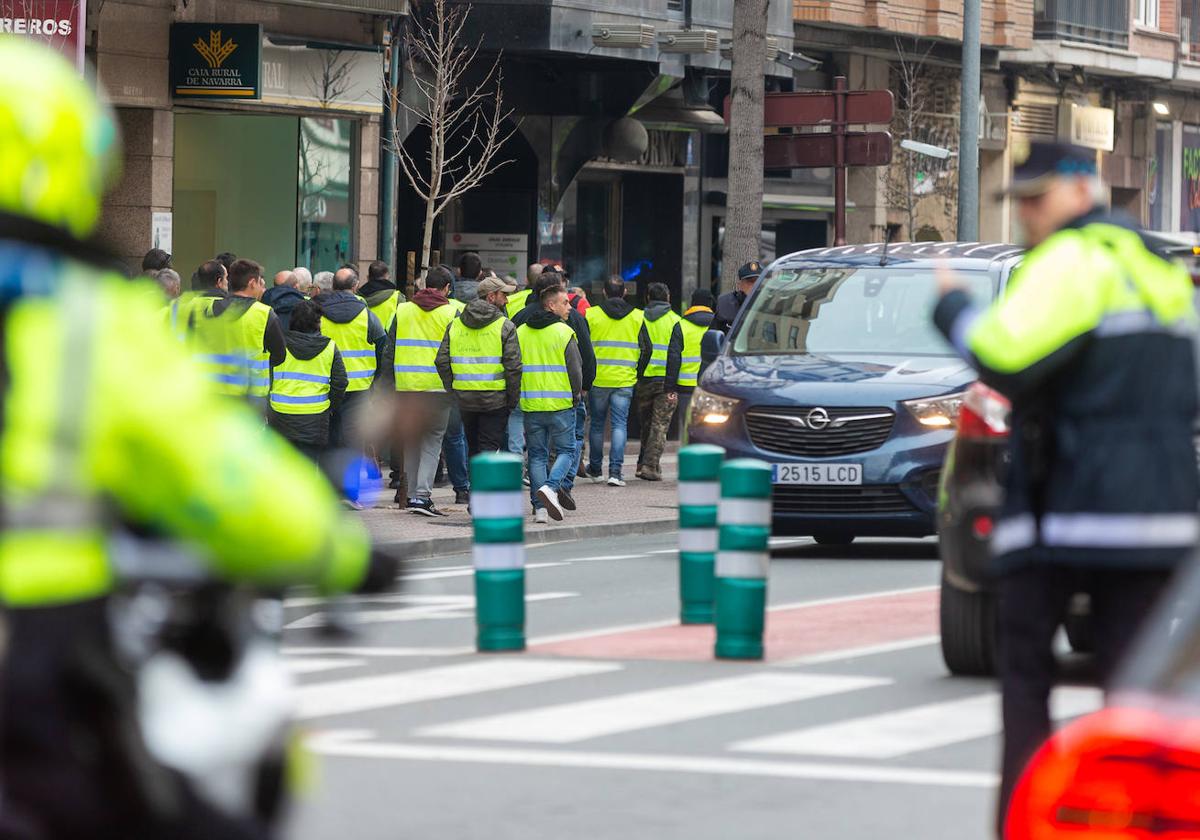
left=290, top=652, right=1107, bottom=770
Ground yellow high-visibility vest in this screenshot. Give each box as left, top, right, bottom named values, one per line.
left=270, top=340, right=336, bottom=415
left=678, top=318, right=708, bottom=388
left=321, top=309, right=375, bottom=392
left=393, top=301, right=456, bottom=392
left=587, top=305, right=644, bottom=388
left=643, top=311, right=681, bottom=379
left=517, top=321, right=575, bottom=412
left=447, top=317, right=506, bottom=392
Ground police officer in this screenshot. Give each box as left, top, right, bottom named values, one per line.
left=713, top=260, right=762, bottom=333
left=933, top=140, right=1199, bottom=834
left=0, top=40, right=393, bottom=839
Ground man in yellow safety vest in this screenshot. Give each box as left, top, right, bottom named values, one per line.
left=634, top=282, right=683, bottom=482
left=584, top=275, right=643, bottom=486
left=319, top=265, right=386, bottom=454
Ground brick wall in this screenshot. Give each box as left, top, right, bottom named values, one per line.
left=794, top=0, right=1032, bottom=47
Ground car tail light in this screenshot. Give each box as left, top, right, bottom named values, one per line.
left=957, top=383, right=1010, bottom=440
left=1006, top=706, right=1200, bottom=839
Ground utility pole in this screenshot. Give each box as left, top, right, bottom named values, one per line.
left=957, top=0, right=981, bottom=241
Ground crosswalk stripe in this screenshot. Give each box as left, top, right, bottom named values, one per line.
left=731, top=686, right=1104, bottom=758
left=286, top=657, right=367, bottom=675
left=417, top=673, right=890, bottom=743
left=297, top=659, right=619, bottom=720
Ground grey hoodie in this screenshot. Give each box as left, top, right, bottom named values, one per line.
left=435, top=298, right=522, bottom=412
left=637, top=300, right=684, bottom=391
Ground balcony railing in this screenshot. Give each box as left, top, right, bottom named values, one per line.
left=1034, top=0, right=1130, bottom=50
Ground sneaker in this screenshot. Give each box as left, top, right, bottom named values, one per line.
left=558, top=488, right=577, bottom=511
left=607, top=475, right=626, bottom=487
left=455, top=489, right=471, bottom=505
left=522, top=471, right=531, bottom=488
left=535, top=485, right=565, bottom=521
left=342, top=498, right=366, bottom=511
left=407, top=498, right=447, bottom=517
left=534, top=507, right=549, bottom=525
left=586, top=465, right=604, bottom=484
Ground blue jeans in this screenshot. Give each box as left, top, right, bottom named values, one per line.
left=560, top=401, right=588, bottom=491
left=587, top=386, right=633, bottom=478
left=525, top=408, right=576, bottom=509
left=442, top=400, right=470, bottom=492
left=507, top=404, right=525, bottom=455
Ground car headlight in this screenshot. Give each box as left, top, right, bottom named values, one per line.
left=689, top=387, right=742, bottom=426
left=903, top=391, right=966, bottom=428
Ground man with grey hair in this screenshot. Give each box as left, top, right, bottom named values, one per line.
left=156, top=268, right=184, bottom=338
left=263, top=268, right=305, bottom=331
left=313, top=271, right=335, bottom=297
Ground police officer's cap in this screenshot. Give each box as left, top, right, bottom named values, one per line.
left=1001, top=140, right=1098, bottom=198
left=737, top=261, right=763, bottom=282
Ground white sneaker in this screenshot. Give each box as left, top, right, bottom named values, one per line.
left=535, top=484, right=565, bottom=521
left=607, top=475, right=626, bottom=487
left=534, top=508, right=549, bottom=525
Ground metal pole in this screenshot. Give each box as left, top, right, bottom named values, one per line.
left=379, top=16, right=402, bottom=273
left=834, top=75, right=847, bottom=246
left=957, top=0, right=981, bottom=241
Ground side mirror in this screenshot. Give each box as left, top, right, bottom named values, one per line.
left=704, top=330, right=725, bottom=357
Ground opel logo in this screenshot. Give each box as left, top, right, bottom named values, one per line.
left=805, top=407, right=831, bottom=430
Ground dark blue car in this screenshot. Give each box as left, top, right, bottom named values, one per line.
left=686, top=241, right=1022, bottom=544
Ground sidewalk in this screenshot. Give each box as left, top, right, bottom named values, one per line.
left=360, top=445, right=680, bottom=558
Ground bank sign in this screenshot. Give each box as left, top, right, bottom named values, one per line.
left=0, top=0, right=86, bottom=73
left=170, top=23, right=262, bottom=99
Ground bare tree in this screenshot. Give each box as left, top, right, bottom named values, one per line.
left=308, top=49, right=354, bottom=109
left=887, top=38, right=959, bottom=240
left=721, top=0, right=769, bottom=293
left=385, top=0, right=515, bottom=284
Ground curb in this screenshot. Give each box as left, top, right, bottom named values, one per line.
left=381, top=517, right=679, bottom=560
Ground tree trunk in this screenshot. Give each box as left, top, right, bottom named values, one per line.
left=721, top=0, right=769, bottom=294
left=420, top=196, right=436, bottom=287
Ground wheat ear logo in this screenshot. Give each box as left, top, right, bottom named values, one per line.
left=193, top=30, right=238, bottom=69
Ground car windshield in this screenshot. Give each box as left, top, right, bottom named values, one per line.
left=732, top=266, right=994, bottom=356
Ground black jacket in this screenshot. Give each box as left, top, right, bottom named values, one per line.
left=514, top=296, right=596, bottom=391
left=637, top=301, right=683, bottom=392
left=713, top=289, right=747, bottom=334
left=267, top=330, right=347, bottom=447
left=318, top=290, right=387, bottom=378
left=261, top=285, right=307, bottom=332
left=213, top=295, right=287, bottom=368
left=435, top=299, right=522, bottom=412
left=520, top=309, right=583, bottom=406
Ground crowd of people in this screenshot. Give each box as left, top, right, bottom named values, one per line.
left=149, top=248, right=737, bottom=524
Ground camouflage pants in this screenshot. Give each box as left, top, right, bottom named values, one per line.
left=635, top=379, right=677, bottom=472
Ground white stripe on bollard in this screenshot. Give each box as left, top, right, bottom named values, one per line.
left=718, top=498, right=773, bottom=525
left=469, top=491, right=525, bottom=519
left=679, top=530, right=718, bottom=553
left=715, top=550, right=769, bottom=579
left=473, top=544, right=525, bottom=571
left=678, top=481, right=720, bottom=507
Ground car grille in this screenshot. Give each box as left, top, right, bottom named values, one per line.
left=745, top=406, right=896, bottom=457
left=772, top=485, right=916, bottom=515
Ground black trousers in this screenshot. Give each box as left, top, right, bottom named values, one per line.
left=462, top=406, right=511, bottom=457
left=996, top=564, right=1172, bottom=835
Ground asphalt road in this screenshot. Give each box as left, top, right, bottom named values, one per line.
left=279, top=533, right=1097, bottom=840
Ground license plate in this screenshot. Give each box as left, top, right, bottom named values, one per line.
left=772, top=463, right=862, bottom=485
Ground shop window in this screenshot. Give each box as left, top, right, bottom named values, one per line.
left=298, top=116, right=354, bottom=271
left=1150, top=122, right=1173, bottom=232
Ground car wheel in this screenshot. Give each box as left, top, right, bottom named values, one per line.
left=813, top=533, right=855, bottom=546
left=939, top=574, right=997, bottom=677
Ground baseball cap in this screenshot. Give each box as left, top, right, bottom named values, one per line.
left=478, top=276, right=517, bottom=296
left=738, top=261, right=763, bottom=281
left=1000, top=140, right=1099, bottom=198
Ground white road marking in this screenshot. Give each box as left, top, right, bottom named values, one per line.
left=418, top=672, right=890, bottom=743
left=284, top=646, right=473, bottom=658
left=566, top=554, right=647, bottom=562
left=403, top=562, right=570, bottom=581
left=286, top=657, right=367, bottom=675
left=285, top=591, right=579, bottom=629
left=781, top=635, right=941, bottom=666
left=296, top=659, right=619, bottom=719
left=732, top=686, right=1103, bottom=759
left=307, top=731, right=997, bottom=789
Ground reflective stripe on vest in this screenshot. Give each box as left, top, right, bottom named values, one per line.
left=321, top=308, right=375, bottom=392
left=270, top=340, right=336, bottom=415
left=643, top=311, right=681, bottom=379
left=368, top=290, right=401, bottom=332
left=587, top=306, right=644, bottom=388
left=394, top=301, right=457, bottom=392
left=518, top=321, right=575, bottom=411
left=191, top=300, right=272, bottom=397
left=678, top=318, right=708, bottom=387
left=448, top=317, right=506, bottom=392
left=506, top=288, right=532, bottom=319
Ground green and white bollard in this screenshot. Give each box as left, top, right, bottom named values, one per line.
left=470, top=452, right=526, bottom=652
left=714, top=458, right=773, bottom=660
left=678, top=444, right=725, bottom=624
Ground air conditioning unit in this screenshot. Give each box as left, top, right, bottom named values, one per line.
left=592, top=23, right=656, bottom=49
left=719, top=36, right=780, bottom=61
left=658, top=29, right=719, bottom=54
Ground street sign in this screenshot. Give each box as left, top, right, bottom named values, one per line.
left=764, top=132, right=892, bottom=170
left=724, top=90, right=894, bottom=128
